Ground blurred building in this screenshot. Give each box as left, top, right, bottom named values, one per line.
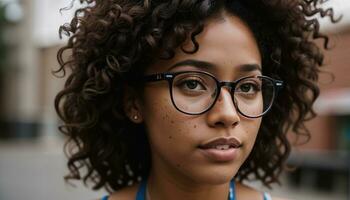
left=0, top=0, right=74, bottom=139
left=282, top=1, right=350, bottom=197
left=286, top=29, right=350, bottom=197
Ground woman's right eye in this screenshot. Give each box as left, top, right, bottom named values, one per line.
left=176, top=78, right=207, bottom=92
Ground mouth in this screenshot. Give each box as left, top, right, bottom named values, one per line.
left=198, top=137, right=242, bottom=162
left=199, top=137, right=242, bottom=150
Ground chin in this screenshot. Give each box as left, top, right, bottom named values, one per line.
left=194, top=173, right=234, bottom=186
left=186, top=163, right=239, bottom=186
left=203, top=176, right=234, bottom=185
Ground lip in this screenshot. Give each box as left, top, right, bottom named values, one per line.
left=198, top=137, right=242, bottom=162
left=199, top=137, right=242, bottom=149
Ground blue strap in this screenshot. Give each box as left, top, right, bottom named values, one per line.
left=135, top=179, right=147, bottom=200
left=263, top=192, right=272, bottom=200
left=101, top=195, right=109, bottom=200
left=230, top=180, right=235, bottom=200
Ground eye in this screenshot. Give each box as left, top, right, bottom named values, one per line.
left=240, top=83, right=255, bottom=92
left=236, top=81, right=261, bottom=94
left=173, top=72, right=215, bottom=96
left=178, top=78, right=206, bottom=91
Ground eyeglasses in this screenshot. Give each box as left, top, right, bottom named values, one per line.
left=142, top=71, right=283, bottom=118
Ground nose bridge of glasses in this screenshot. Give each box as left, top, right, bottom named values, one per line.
left=211, top=81, right=241, bottom=119
left=219, top=81, right=236, bottom=93
left=216, top=81, right=237, bottom=106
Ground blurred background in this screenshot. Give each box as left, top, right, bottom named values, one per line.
left=0, top=0, right=349, bottom=200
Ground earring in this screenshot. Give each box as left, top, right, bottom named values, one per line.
left=133, top=115, right=138, bottom=120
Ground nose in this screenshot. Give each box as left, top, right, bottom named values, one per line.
left=206, top=87, right=240, bottom=128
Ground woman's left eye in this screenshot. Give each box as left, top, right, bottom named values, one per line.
left=237, top=82, right=260, bottom=93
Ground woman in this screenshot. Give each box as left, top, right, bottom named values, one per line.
left=55, top=0, right=340, bottom=199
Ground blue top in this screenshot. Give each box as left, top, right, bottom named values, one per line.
left=101, top=180, right=271, bottom=200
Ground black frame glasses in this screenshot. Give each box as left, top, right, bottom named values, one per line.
left=142, top=71, right=283, bottom=118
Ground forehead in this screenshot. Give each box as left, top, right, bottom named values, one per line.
left=146, top=11, right=262, bottom=79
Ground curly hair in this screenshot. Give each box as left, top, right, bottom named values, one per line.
left=55, top=0, right=340, bottom=192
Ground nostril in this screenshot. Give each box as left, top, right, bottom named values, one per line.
left=214, top=120, right=239, bottom=127
left=214, top=121, right=224, bottom=127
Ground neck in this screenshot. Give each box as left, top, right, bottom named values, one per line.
left=147, top=168, right=231, bottom=200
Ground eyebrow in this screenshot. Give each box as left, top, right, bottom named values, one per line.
left=168, top=59, right=262, bottom=73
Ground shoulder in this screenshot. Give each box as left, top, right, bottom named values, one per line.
left=101, top=183, right=140, bottom=200
left=235, top=182, right=290, bottom=200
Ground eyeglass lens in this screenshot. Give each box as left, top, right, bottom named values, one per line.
left=171, top=72, right=275, bottom=117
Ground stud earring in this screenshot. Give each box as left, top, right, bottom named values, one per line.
left=133, top=115, right=138, bottom=120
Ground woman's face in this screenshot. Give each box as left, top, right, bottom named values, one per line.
left=136, top=12, right=262, bottom=185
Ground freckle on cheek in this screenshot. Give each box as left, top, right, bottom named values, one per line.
left=193, top=124, right=197, bottom=128
left=171, top=120, right=174, bottom=124
left=168, top=136, right=172, bottom=139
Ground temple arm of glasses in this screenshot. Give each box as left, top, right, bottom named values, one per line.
left=143, top=73, right=173, bottom=82
left=143, top=74, right=164, bottom=82
left=275, top=80, right=284, bottom=91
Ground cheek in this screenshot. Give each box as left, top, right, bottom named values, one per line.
left=141, top=89, right=196, bottom=151
left=241, top=118, right=262, bottom=152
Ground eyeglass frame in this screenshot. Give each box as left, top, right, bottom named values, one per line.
left=140, top=70, right=283, bottom=118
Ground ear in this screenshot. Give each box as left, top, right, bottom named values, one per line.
left=122, top=84, right=144, bottom=124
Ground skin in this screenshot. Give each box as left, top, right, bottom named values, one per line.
left=116, top=10, right=286, bottom=200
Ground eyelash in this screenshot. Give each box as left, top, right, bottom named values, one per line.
left=177, top=78, right=206, bottom=90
